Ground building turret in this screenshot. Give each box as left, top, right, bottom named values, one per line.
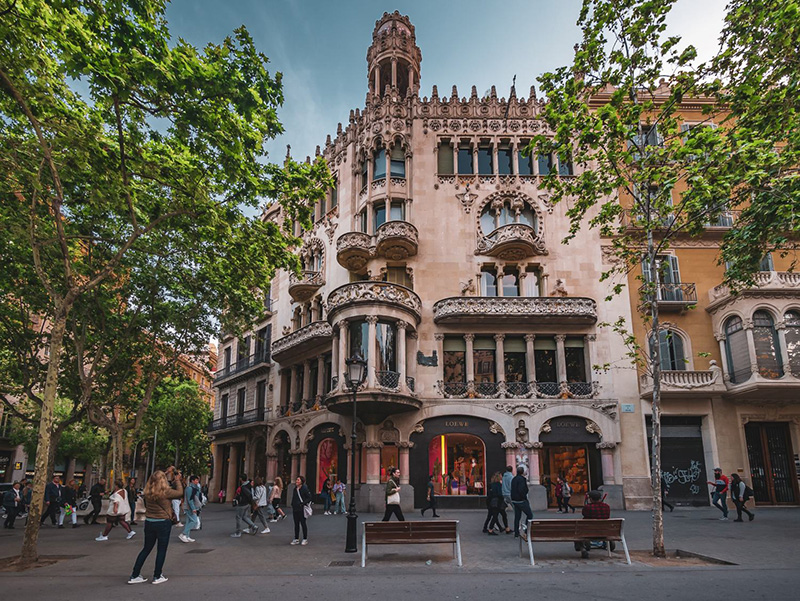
left=366, top=11, right=421, bottom=98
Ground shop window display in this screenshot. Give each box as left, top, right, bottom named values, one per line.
left=542, top=445, right=589, bottom=507
left=380, top=445, right=398, bottom=483
left=317, top=438, right=339, bottom=493
left=428, top=434, right=486, bottom=496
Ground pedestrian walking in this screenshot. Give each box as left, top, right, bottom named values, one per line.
left=178, top=476, right=202, bottom=542
left=381, top=467, right=405, bottom=522
left=127, top=477, right=139, bottom=525
left=332, top=478, right=346, bottom=515
left=231, top=474, right=257, bottom=537
left=171, top=475, right=184, bottom=528
left=3, top=482, right=22, bottom=529
left=562, top=477, right=576, bottom=513
left=421, top=474, right=439, bottom=517
left=661, top=479, right=674, bottom=512
left=730, top=473, right=755, bottom=522
left=290, top=475, right=312, bottom=545
left=40, top=475, right=63, bottom=526
left=84, top=477, right=106, bottom=525
left=555, top=477, right=565, bottom=513
left=498, top=466, right=512, bottom=533
left=59, top=479, right=79, bottom=528
left=96, top=479, right=135, bottom=541
left=707, top=467, right=730, bottom=520
left=127, top=466, right=184, bottom=585
left=511, top=466, right=533, bottom=539
left=484, top=472, right=504, bottom=535
left=251, top=477, right=272, bottom=534
left=269, top=477, right=286, bottom=521
left=321, top=476, right=333, bottom=515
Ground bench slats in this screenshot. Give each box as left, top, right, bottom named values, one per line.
left=362, top=521, right=462, bottom=567
left=523, top=518, right=631, bottom=567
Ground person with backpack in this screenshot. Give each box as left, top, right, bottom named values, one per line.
left=230, top=474, right=257, bottom=538
left=730, top=473, right=755, bottom=522
left=178, top=475, right=202, bottom=543
left=96, top=479, right=135, bottom=541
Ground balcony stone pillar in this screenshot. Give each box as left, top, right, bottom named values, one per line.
left=374, top=65, right=380, bottom=97
left=408, top=330, right=419, bottom=389
left=289, top=449, right=300, bottom=484
left=365, top=442, right=383, bottom=484
left=524, top=334, right=536, bottom=385
left=541, top=272, right=550, bottom=296
left=331, top=328, right=339, bottom=390
left=715, top=333, right=731, bottom=381
left=266, top=452, right=278, bottom=483
left=775, top=320, right=792, bottom=376
left=585, top=334, right=596, bottom=384
left=528, top=442, right=543, bottom=484
left=310, top=299, right=319, bottom=322
left=434, top=333, right=445, bottom=384
left=397, top=320, right=408, bottom=391
left=302, top=359, right=312, bottom=404
left=494, top=334, right=506, bottom=383
left=391, top=57, right=397, bottom=89
left=338, top=320, right=348, bottom=391
left=555, top=334, right=567, bottom=384
left=225, top=444, right=240, bottom=502
left=290, top=365, right=299, bottom=404
left=597, top=442, right=617, bottom=485
left=366, top=316, right=378, bottom=388
left=398, top=442, right=412, bottom=484
left=210, top=443, right=224, bottom=500
left=299, top=450, right=308, bottom=480
left=512, top=140, right=520, bottom=177
left=743, top=319, right=759, bottom=375
left=316, top=355, right=325, bottom=402
left=464, top=334, right=475, bottom=384
left=496, top=268, right=505, bottom=297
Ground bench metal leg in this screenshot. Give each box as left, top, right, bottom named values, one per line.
left=455, top=532, right=463, bottom=567
left=527, top=519, right=535, bottom=567
left=361, top=529, right=366, bottom=568
left=621, top=534, right=631, bottom=565
left=607, top=541, right=612, bottom=558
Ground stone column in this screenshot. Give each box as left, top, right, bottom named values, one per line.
left=367, top=316, right=378, bottom=388
left=290, top=365, right=299, bottom=404
left=398, top=442, right=412, bottom=484
left=338, top=320, right=348, bottom=391
left=541, top=272, right=549, bottom=296
left=585, top=334, right=596, bottom=384
left=299, top=450, right=308, bottom=480
left=210, top=443, right=224, bottom=499
left=365, top=442, right=383, bottom=485
left=408, top=65, right=414, bottom=94
left=496, top=268, right=505, bottom=297
left=434, top=333, right=445, bottom=385
left=331, top=328, right=339, bottom=391
left=472, top=146, right=479, bottom=176
left=289, top=449, right=300, bottom=484
left=512, top=140, right=520, bottom=176
left=391, top=57, right=397, bottom=89
left=464, top=334, right=475, bottom=383
left=226, top=444, right=240, bottom=501
left=397, top=320, right=408, bottom=391
left=555, top=334, right=567, bottom=384
left=310, top=299, right=319, bottom=322
left=302, top=359, right=312, bottom=404
left=597, top=442, right=617, bottom=485
left=529, top=442, right=543, bottom=485
left=715, top=333, right=731, bottom=381
left=374, top=65, right=380, bottom=96
left=743, top=319, right=759, bottom=375
left=776, top=321, right=791, bottom=376
left=266, top=452, right=278, bottom=483
left=316, top=355, right=325, bottom=403
left=408, top=331, right=419, bottom=390
left=502, top=442, right=519, bottom=471
left=494, top=334, right=506, bottom=383
left=524, top=334, right=536, bottom=385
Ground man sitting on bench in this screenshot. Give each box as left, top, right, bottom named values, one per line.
left=575, top=490, right=611, bottom=559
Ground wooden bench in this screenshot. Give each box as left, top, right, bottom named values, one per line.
left=519, top=518, right=631, bottom=566
left=361, top=520, right=462, bottom=567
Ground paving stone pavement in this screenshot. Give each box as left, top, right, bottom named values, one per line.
left=1, top=503, right=798, bottom=598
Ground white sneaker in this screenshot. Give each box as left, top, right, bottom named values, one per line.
left=127, top=531, right=136, bottom=540
left=301, top=539, right=308, bottom=545
left=176, top=523, right=184, bottom=528
left=261, top=528, right=270, bottom=534
left=290, top=539, right=300, bottom=545
left=152, top=575, right=168, bottom=585
left=95, top=535, right=108, bottom=541
left=719, top=517, right=729, bottom=521
left=178, top=533, right=191, bottom=543
left=128, top=576, right=147, bottom=585
left=269, top=519, right=278, bottom=523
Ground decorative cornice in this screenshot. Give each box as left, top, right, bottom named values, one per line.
left=326, top=281, right=422, bottom=322
left=433, top=296, right=597, bottom=324
left=271, top=321, right=333, bottom=360
left=707, top=272, right=800, bottom=314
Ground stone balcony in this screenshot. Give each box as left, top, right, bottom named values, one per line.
left=214, top=350, right=270, bottom=385
left=288, top=269, right=324, bottom=302
left=707, top=271, right=800, bottom=312
left=639, top=362, right=727, bottom=399
left=432, top=296, right=597, bottom=325
left=723, top=371, right=800, bottom=402
left=271, top=321, right=333, bottom=363
left=437, top=380, right=599, bottom=400
left=336, top=221, right=419, bottom=272
left=208, top=408, right=269, bottom=433
left=325, top=386, right=422, bottom=425
left=475, top=223, right=546, bottom=261
left=639, top=283, right=698, bottom=312
left=325, top=281, right=422, bottom=323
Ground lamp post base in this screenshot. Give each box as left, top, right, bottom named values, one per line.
left=345, top=511, right=358, bottom=553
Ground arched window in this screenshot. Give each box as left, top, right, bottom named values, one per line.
left=649, top=329, right=686, bottom=371
left=428, top=434, right=486, bottom=496
left=784, top=311, right=800, bottom=375
left=479, top=198, right=538, bottom=236
left=753, top=310, right=783, bottom=378
left=724, top=316, right=751, bottom=383
left=373, top=148, right=386, bottom=181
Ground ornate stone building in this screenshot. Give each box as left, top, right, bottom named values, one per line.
left=209, top=12, right=649, bottom=511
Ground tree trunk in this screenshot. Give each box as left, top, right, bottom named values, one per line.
left=20, top=311, right=68, bottom=565
left=112, top=428, right=124, bottom=485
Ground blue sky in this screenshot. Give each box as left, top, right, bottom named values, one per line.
left=165, top=0, right=727, bottom=163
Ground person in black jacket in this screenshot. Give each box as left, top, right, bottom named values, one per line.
left=231, top=474, right=256, bottom=538
left=58, top=479, right=80, bottom=528
left=84, top=477, right=106, bottom=525
left=421, top=474, right=439, bottom=518
left=510, top=466, right=533, bottom=539
left=290, top=475, right=312, bottom=545
left=41, top=475, right=63, bottom=526
left=127, top=478, right=139, bottom=525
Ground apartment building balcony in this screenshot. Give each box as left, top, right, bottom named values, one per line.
left=271, top=321, right=333, bottom=364
left=639, top=283, right=698, bottom=312
left=708, top=271, right=800, bottom=313
left=437, top=380, right=599, bottom=400
left=288, top=270, right=324, bottom=303
left=208, top=408, right=269, bottom=433
left=723, top=372, right=800, bottom=403
left=336, top=232, right=373, bottom=272
left=639, top=362, right=727, bottom=399
left=475, top=223, right=545, bottom=260
left=375, top=220, right=419, bottom=261
left=325, top=386, right=422, bottom=425
left=214, top=350, right=270, bottom=385
left=432, top=296, right=597, bottom=325
left=326, top=281, right=422, bottom=323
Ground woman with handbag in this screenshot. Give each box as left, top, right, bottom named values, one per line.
left=382, top=467, right=405, bottom=521
left=96, top=479, right=135, bottom=541
left=128, top=467, right=184, bottom=585
left=290, top=475, right=312, bottom=545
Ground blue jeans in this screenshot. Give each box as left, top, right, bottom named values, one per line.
left=235, top=505, right=255, bottom=533
left=323, top=494, right=331, bottom=512
left=712, top=492, right=728, bottom=517
left=131, top=519, right=172, bottom=579
left=334, top=491, right=345, bottom=514
left=183, top=510, right=198, bottom=536
left=512, top=500, right=533, bottom=535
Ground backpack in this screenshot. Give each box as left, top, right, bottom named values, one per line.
left=743, top=485, right=754, bottom=502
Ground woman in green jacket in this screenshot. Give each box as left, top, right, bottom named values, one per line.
left=382, top=467, right=405, bottom=521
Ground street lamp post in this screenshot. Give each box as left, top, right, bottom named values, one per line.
left=344, top=353, right=366, bottom=553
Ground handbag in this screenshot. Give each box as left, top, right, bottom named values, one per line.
left=303, top=503, right=313, bottom=518
left=387, top=491, right=400, bottom=505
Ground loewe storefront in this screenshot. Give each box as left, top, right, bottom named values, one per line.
left=409, top=416, right=505, bottom=509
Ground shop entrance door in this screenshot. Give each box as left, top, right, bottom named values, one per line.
left=745, top=422, right=798, bottom=505
left=541, top=445, right=591, bottom=508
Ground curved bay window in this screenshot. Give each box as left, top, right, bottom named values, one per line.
left=753, top=310, right=783, bottom=378
left=479, top=199, right=537, bottom=235
left=784, top=311, right=800, bottom=375
left=375, top=321, right=398, bottom=387
left=373, top=148, right=387, bottom=181
left=390, top=146, right=406, bottom=178
left=349, top=320, right=370, bottom=363
left=725, top=316, right=751, bottom=383
left=428, top=434, right=486, bottom=496
left=649, top=329, right=686, bottom=371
